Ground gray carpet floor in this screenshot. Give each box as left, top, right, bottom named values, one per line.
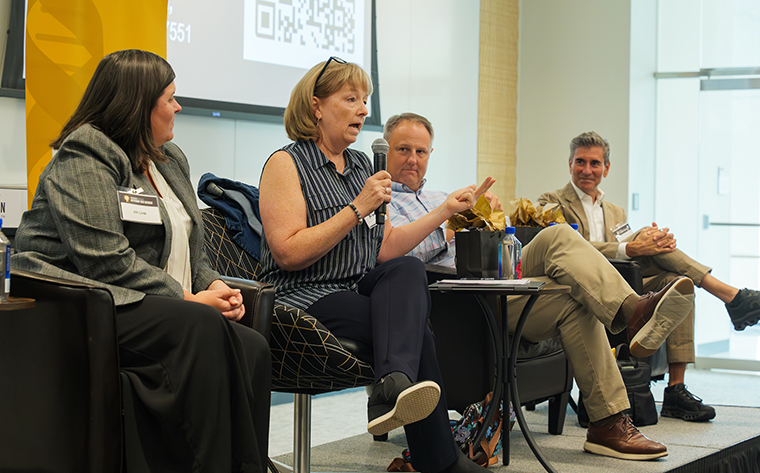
left=269, top=368, right=760, bottom=472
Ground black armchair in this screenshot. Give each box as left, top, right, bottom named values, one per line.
left=0, top=269, right=272, bottom=473
left=1, top=270, right=122, bottom=473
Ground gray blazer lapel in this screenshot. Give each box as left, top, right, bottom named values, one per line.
left=156, top=150, right=197, bottom=226
left=155, top=147, right=198, bottom=269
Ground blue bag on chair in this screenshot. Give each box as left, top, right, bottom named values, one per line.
left=197, top=173, right=262, bottom=260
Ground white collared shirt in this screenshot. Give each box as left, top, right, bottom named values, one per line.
left=570, top=181, right=629, bottom=259
left=148, top=161, right=193, bottom=292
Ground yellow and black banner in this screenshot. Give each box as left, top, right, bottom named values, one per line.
left=25, top=0, right=167, bottom=203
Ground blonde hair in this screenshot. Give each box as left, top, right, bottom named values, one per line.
left=284, top=60, right=373, bottom=142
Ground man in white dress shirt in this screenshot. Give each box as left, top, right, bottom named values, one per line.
left=538, top=131, right=760, bottom=422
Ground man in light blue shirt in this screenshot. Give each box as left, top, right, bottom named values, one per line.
left=386, top=113, right=495, bottom=268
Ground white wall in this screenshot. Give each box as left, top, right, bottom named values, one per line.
left=0, top=0, right=26, bottom=187
left=376, top=1, right=480, bottom=193
left=0, top=97, right=26, bottom=186
left=0, top=0, right=480, bottom=200
left=0, top=0, right=9, bottom=77
left=517, top=0, right=633, bottom=209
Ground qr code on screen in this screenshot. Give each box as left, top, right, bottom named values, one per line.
left=244, top=0, right=365, bottom=68
left=257, top=0, right=357, bottom=52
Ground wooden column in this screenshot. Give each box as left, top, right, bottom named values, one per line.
left=478, top=0, right=519, bottom=204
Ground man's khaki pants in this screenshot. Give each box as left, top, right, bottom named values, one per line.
left=505, top=224, right=635, bottom=422
left=634, top=245, right=711, bottom=364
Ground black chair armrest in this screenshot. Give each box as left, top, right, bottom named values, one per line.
left=425, top=263, right=456, bottom=285
left=221, top=276, right=274, bottom=343
left=11, top=268, right=105, bottom=291
left=608, top=259, right=644, bottom=295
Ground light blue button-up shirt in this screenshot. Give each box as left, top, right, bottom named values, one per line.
left=389, top=180, right=456, bottom=268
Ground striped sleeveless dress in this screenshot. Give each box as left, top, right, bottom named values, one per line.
left=259, top=140, right=384, bottom=310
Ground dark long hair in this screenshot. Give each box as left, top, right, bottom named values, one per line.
left=51, top=49, right=176, bottom=173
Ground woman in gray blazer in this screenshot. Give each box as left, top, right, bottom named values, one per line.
left=13, top=50, right=270, bottom=473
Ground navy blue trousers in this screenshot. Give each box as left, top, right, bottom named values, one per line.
left=307, top=257, right=458, bottom=473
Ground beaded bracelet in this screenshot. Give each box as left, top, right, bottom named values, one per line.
left=347, top=203, right=362, bottom=224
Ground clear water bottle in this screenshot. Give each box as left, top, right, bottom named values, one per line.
left=0, top=218, right=10, bottom=302
left=511, top=228, right=522, bottom=278
left=498, top=227, right=522, bottom=279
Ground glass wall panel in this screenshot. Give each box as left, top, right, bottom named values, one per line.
left=698, top=89, right=760, bottom=363
left=657, top=0, right=699, bottom=72
left=655, top=0, right=760, bottom=369
left=702, top=0, right=760, bottom=68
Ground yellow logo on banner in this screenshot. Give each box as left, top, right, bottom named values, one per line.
left=25, top=0, right=167, bottom=204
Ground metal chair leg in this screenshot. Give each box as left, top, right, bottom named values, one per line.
left=293, top=393, right=312, bottom=473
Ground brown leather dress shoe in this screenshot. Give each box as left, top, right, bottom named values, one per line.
left=627, top=276, right=694, bottom=358
left=584, top=414, right=667, bottom=460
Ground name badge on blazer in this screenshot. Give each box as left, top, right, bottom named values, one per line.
left=118, top=188, right=161, bottom=224
left=612, top=222, right=633, bottom=242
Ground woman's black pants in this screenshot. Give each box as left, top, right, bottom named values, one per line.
left=117, top=296, right=271, bottom=473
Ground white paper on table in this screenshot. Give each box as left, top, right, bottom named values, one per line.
left=436, top=279, right=532, bottom=286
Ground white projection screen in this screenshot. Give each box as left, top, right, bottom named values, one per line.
left=166, top=0, right=380, bottom=124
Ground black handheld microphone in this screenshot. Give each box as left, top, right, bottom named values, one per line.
left=371, top=138, right=389, bottom=225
